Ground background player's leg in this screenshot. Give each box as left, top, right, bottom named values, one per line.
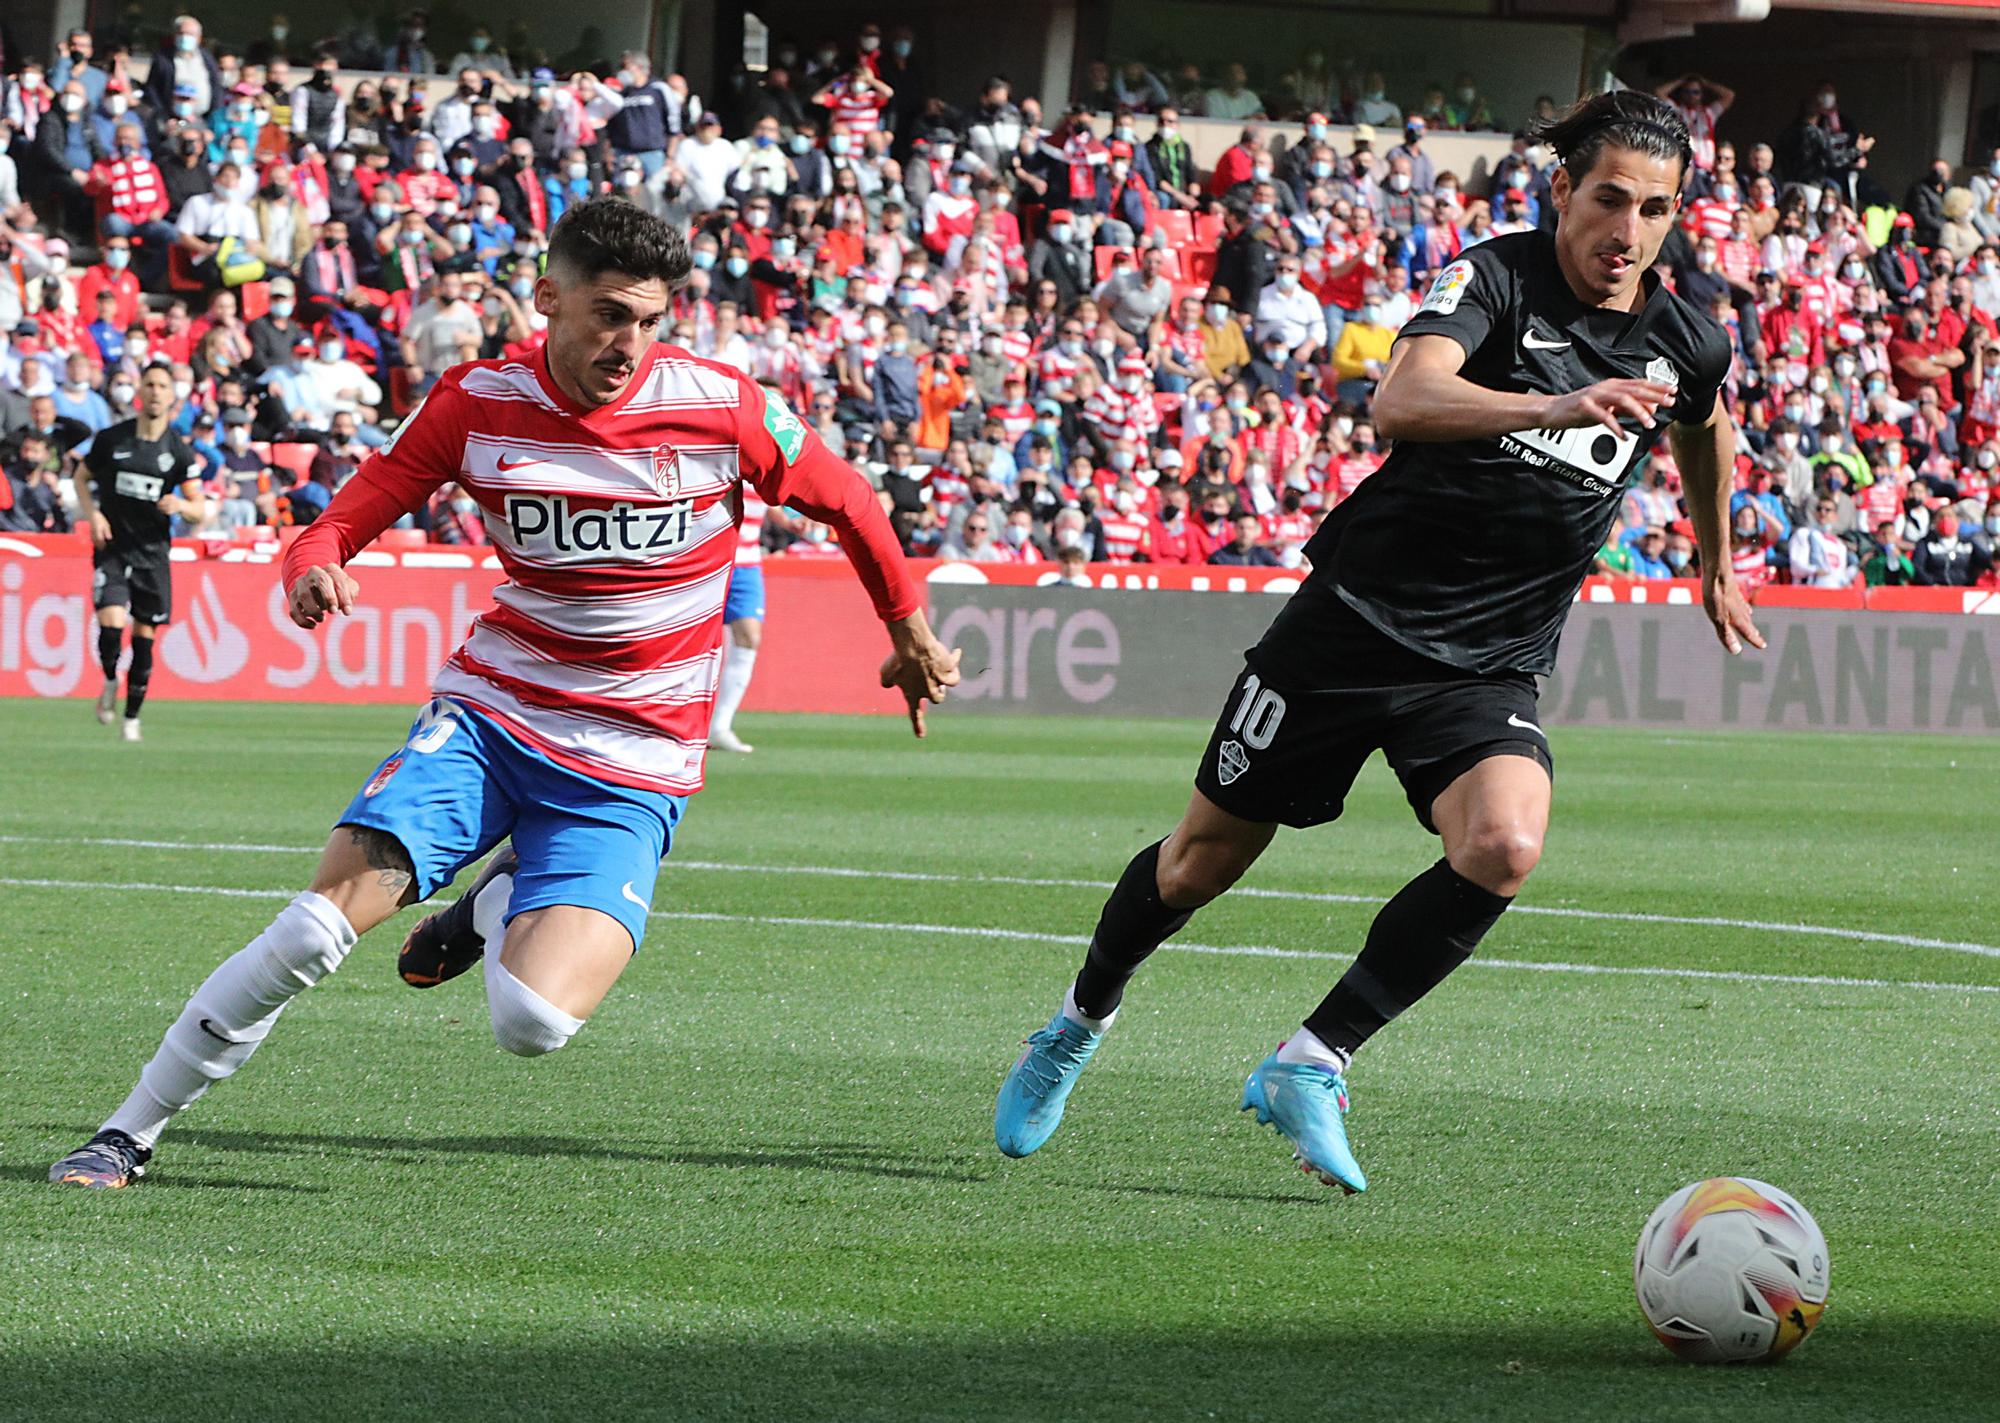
left=124, top=625, right=157, bottom=726
left=98, top=829, right=419, bottom=1150
left=94, top=607, right=126, bottom=725
left=1298, top=755, right=1549, bottom=1070
left=710, top=615, right=762, bottom=753
left=1071, top=789, right=1277, bottom=1023
left=483, top=905, right=634, bottom=1056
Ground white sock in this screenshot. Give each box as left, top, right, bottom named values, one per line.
left=469, top=865, right=516, bottom=947
left=483, top=942, right=585, bottom=1057
left=711, top=642, right=757, bottom=734
left=102, top=892, right=358, bottom=1149
left=1276, top=1026, right=1351, bottom=1075
left=1062, top=982, right=1116, bottom=1033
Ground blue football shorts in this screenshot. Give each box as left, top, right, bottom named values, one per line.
left=722, top=563, right=766, bottom=623
left=336, top=697, right=686, bottom=951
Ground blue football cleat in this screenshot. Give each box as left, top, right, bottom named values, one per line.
left=1240, top=1051, right=1367, bottom=1194
left=995, top=1012, right=1105, bottom=1158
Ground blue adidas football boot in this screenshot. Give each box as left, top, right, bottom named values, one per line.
left=995, top=1012, right=1105, bottom=1158
left=1240, top=1051, right=1367, bottom=1193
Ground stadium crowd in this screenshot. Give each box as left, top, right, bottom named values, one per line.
left=4, top=14, right=2000, bottom=589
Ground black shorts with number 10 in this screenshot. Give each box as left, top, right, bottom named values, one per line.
left=1193, top=581, right=1554, bottom=834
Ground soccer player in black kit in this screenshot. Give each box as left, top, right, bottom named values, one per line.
left=995, top=92, right=1767, bottom=1193
left=70, top=364, right=206, bottom=742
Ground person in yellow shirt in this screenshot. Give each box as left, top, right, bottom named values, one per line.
left=1332, top=289, right=1397, bottom=403
left=1199, top=284, right=1252, bottom=383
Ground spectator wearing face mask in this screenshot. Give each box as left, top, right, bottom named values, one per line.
left=250, top=162, right=315, bottom=275
left=1095, top=141, right=1155, bottom=245
left=1253, top=254, right=1320, bottom=364
left=141, top=16, right=224, bottom=124
left=1190, top=286, right=1249, bottom=384
left=1873, top=214, right=1924, bottom=303
left=1788, top=496, right=1861, bottom=587
left=86, top=123, right=174, bottom=274
left=1027, top=209, right=1092, bottom=305
left=1888, top=300, right=1963, bottom=409
left=1331, top=288, right=1396, bottom=405
left=1914, top=509, right=1994, bottom=584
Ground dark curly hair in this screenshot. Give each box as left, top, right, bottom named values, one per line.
left=1532, top=91, right=1694, bottom=193
left=545, top=197, right=692, bottom=288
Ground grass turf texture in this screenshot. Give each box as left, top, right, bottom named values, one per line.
left=1, top=699, right=1995, bottom=1423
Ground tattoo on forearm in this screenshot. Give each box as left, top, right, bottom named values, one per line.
left=347, top=826, right=415, bottom=893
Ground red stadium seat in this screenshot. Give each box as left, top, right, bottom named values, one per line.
left=268, top=442, right=319, bottom=480
left=1184, top=250, right=1218, bottom=287
left=1193, top=213, right=1225, bottom=248
left=1153, top=211, right=1194, bottom=249
left=166, top=246, right=204, bottom=293
left=388, top=366, right=417, bottom=416
left=377, top=528, right=429, bottom=551
left=1155, top=248, right=1185, bottom=281
left=237, top=280, right=270, bottom=322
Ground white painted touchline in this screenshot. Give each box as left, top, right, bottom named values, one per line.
left=1, top=876, right=1993, bottom=998
left=13, top=834, right=1996, bottom=963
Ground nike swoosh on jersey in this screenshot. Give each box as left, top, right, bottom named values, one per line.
left=1507, top=713, right=1547, bottom=740
left=1522, top=332, right=1570, bottom=350
left=620, top=881, right=649, bottom=910
left=198, top=1018, right=238, bottom=1045
left=495, top=455, right=544, bottom=472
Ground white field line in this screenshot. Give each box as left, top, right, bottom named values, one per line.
left=3, top=832, right=1998, bottom=962
left=0, top=876, right=1995, bottom=999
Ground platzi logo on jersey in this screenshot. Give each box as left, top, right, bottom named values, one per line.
left=762, top=392, right=807, bottom=464
left=502, top=494, right=699, bottom=563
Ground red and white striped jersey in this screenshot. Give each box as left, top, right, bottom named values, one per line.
left=735, top=489, right=767, bottom=566
left=824, top=81, right=888, bottom=135
left=999, top=328, right=1034, bottom=368
left=1097, top=509, right=1150, bottom=562
left=990, top=399, right=1034, bottom=442
left=283, top=343, right=917, bottom=796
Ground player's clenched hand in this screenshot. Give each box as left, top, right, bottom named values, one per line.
left=88, top=511, right=113, bottom=548
left=1545, top=379, right=1677, bottom=438
left=1703, top=570, right=1766, bottom=656
left=880, top=611, right=963, bottom=739
left=288, top=564, right=361, bottom=629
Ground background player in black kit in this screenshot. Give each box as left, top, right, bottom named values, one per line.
left=994, top=91, right=1768, bottom=1193
left=70, top=365, right=206, bottom=743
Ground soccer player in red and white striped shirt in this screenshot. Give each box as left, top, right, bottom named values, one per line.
left=49, top=201, right=961, bottom=1190
left=707, top=476, right=769, bottom=753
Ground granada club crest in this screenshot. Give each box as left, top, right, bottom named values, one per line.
left=363, top=755, right=404, bottom=798
left=650, top=443, right=682, bottom=498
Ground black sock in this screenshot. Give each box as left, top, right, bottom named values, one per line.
left=125, top=637, right=154, bottom=718
left=1071, top=840, right=1196, bottom=1019
left=98, top=625, right=123, bottom=681
left=1305, top=858, right=1512, bottom=1057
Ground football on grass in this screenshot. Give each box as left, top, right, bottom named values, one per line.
left=1634, top=1177, right=1830, bottom=1363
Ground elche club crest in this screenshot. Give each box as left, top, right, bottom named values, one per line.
left=650, top=443, right=682, bottom=498
left=1645, top=356, right=1680, bottom=392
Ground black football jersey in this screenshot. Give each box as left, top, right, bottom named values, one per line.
left=1300, top=229, right=1731, bottom=677
left=82, top=420, right=198, bottom=555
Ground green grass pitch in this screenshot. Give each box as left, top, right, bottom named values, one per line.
left=1, top=699, right=1995, bottom=1422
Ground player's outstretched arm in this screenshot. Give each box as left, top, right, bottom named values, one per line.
left=1373, top=334, right=1677, bottom=444
left=1670, top=403, right=1765, bottom=657
left=742, top=381, right=961, bottom=736
left=278, top=383, right=465, bottom=626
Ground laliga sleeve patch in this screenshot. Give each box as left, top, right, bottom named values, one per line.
left=761, top=390, right=808, bottom=465
left=1418, top=260, right=1474, bottom=316
left=380, top=390, right=430, bottom=455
